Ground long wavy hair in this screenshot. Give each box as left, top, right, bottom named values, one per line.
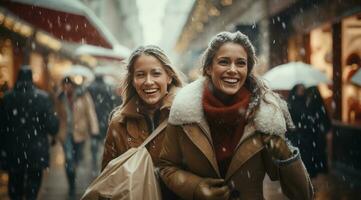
left=119, top=45, right=183, bottom=108
left=200, top=31, right=271, bottom=119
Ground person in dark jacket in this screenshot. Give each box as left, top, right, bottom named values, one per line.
left=287, top=84, right=320, bottom=178
left=306, top=86, right=332, bottom=174
left=87, top=74, right=121, bottom=174
left=1, top=67, right=59, bottom=200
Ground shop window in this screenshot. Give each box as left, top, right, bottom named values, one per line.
left=0, top=38, right=14, bottom=98
left=342, top=15, right=361, bottom=125
left=309, top=24, right=333, bottom=117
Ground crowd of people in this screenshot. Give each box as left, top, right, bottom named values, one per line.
left=0, top=67, right=120, bottom=199
left=0, top=31, right=336, bottom=200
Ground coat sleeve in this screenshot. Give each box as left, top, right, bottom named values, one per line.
left=262, top=143, right=314, bottom=200
left=85, top=92, right=100, bottom=136
left=44, top=97, right=59, bottom=136
left=159, top=124, right=203, bottom=200
left=101, top=120, right=125, bottom=171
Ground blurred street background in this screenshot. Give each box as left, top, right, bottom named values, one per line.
left=1, top=0, right=361, bottom=199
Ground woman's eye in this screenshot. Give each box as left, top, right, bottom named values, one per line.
left=152, top=71, right=162, bottom=76
left=237, top=61, right=247, bottom=66
left=135, top=73, right=144, bottom=78
left=219, top=60, right=228, bottom=65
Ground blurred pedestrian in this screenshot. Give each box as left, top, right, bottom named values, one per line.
left=101, top=45, right=183, bottom=199
left=1, top=67, right=59, bottom=200
left=56, top=76, right=99, bottom=198
left=306, top=86, right=332, bottom=175
left=87, top=74, right=121, bottom=175
left=287, top=84, right=321, bottom=178
left=159, top=31, right=313, bottom=200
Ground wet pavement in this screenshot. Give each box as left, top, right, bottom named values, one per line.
left=0, top=139, right=101, bottom=200
left=1, top=140, right=360, bottom=200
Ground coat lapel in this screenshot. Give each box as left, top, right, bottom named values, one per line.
left=225, top=133, right=264, bottom=180
left=182, top=123, right=221, bottom=177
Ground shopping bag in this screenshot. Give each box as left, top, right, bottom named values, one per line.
left=81, top=121, right=167, bottom=200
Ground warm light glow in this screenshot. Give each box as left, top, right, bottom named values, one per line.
left=12, top=21, right=22, bottom=33
left=0, top=12, right=5, bottom=24
left=36, top=32, right=61, bottom=51
left=221, top=0, right=233, bottom=6
left=4, top=16, right=15, bottom=29
left=208, top=6, right=220, bottom=16
left=341, top=15, right=361, bottom=124
left=73, top=75, right=84, bottom=85
left=48, top=54, right=73, bottom=85
left=20, top=24, right=33, bottom=37
left=310, top=25, right=333, bottom=102
left=0, top=38, right=14, bottom=90
left=175, top=0, right=222, bottom=53
left=79, top=54, right=97, bottom=67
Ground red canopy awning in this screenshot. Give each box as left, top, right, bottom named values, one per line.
left=3, top=0, right=118, bottom=49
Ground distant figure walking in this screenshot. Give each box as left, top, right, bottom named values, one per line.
left=87, top=74, right=121, bottom=174
left=56, top=76, right=99, bottom=198
left=287, top=84, right=326, bottom=178
left=305, top=86, right=332, bottom=175
left=0, top=67, right=59, bottom=200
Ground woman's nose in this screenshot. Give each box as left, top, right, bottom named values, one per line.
left=228, top=63, right=237, bottom=74
left=144, top=75, right=154, bottom=85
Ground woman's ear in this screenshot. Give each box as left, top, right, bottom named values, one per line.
left=167, top=76, right=172, bottom=85
left=205, top=66, right=212, bottom=76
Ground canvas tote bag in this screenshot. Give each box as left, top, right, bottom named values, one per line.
left=81, top=121, right=167, bottom=200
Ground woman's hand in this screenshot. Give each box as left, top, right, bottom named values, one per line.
left=262, top=134, right=293, bottom=160
left=194, top=178, right=230, bottom=200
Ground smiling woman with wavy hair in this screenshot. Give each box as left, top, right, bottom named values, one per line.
left=101, top=45, right=183, bottom=198
left=159, top=31, right=314, bottom=200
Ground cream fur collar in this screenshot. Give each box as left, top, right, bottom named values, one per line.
left=169, top=78, right=292, bottom=135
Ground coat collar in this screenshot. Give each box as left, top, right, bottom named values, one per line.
left=116, top=86, right=178, bottom=123
left=169, top=77, right=291, bottom=135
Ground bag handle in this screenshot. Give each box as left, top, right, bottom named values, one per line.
left=139, top=120, right=168, bottom=148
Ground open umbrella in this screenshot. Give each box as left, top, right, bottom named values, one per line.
left=351, top=68, right=361, bottom=86
left=263, top=62, right=330, bottom=90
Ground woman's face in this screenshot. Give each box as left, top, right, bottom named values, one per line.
left=132, top=54, right=171, bottom=107
left=206, top=42, right=248, bottom=96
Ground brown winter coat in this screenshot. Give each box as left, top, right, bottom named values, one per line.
left=159, top=78, right=314, bottom=200
left=56, top=89, right=99, bottom=144
left=101, top=87, right=178, bottom=170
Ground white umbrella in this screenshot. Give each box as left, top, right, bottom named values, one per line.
left=63, top=65, right=94, bottom=82
left=351, top=69, right=361, bottom=86
left=263, top=62, right=330, bottom=90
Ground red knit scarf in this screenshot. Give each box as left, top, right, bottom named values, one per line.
left=202, top=84, right=251, bottom=177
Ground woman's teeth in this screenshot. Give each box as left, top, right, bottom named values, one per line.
left=223, top=78, right=238, bottom=83
left=144, top=89, right=157, bottom=94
